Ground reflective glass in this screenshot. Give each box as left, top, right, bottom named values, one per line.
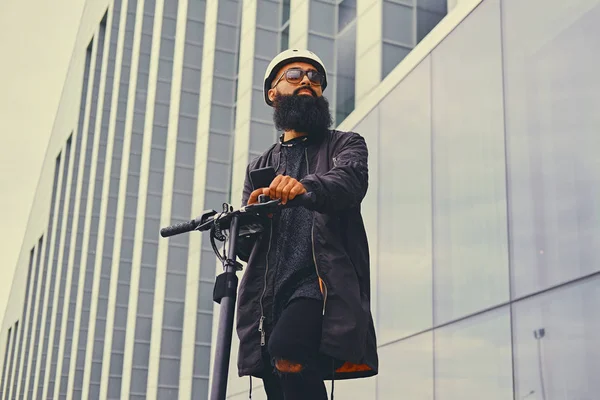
left=307, top=34, right=335, bottom=70
left=212, top=77, right=236, bottom=105
left=418, top=0, right=447, bottom=13
left=417, top=7, right=445, bottom=42
left=280, top=25, right=289, bottom=52
left=216, top=23, right=237, bottom=50
left=192, top=378, right=210, bottom=399
left=251, top=89, right=272, bottom=122
left=184, top=20, right=206, bottom=47
left=435, top=307, right=513, bottom=399
left=217, top=0, right=238, bottom=25
left=189, top=0, right=206, bottom=20
left=338, top=0, right=357, bottom=32
left=431, top=0, right=509, bottom=324
left=379, top=56, right=432, bottom=342
left=158, top=358, right=180, bottom=386
left=335, top=23, right=356, bottom=123
left=256, top=0, right=280, bottom=28
left=382, top=1, right=414, bottom=45
left=250, top=121, right=276, bottom=153
left=512, top=276, right=600, bottom=399
left=254, top=28, right=279, bottom=58
left=379, top=332, right=433, bottom=399
left=502, top=0, right=600, bottom=298
left=382, top=42, right=411, bottom=78
left=309, top=1, right=336, bottom=36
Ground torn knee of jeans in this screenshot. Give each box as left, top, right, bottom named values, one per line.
left=274, top=358, right=304, bottom=374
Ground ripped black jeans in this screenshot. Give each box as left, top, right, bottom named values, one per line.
left=261, top=298, right=332, bottom=400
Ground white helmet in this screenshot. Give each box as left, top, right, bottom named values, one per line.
left=263, top=49, right=328, bottom=106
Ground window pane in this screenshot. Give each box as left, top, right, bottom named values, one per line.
left=335, top=23, right=356, bottom=123
left=212, top=77, right=235, bottom=105
left=160, top=328, right=183, bottom=357
left=379, top=57, right=432, bottom=342
left=183, top=43, right=203, bottom=67
left=256, top=0, right=280, bottom=29
left=192, top=377, right=209, bottom=399
left=254, top=28, right=279, bottom=58
left=215, top=23, right=237, bottom=50
left=193, top=345, right=211, bottom=376
left=419, top=0, right=447, bottom=13
left=209, top=104, right=234, bottom=132
left=417, top=7, right=445, bottom=42
left=217, top=0, right=238, bottom=24
left=382, top=42, right=411, bottom=78
left=435, top=307, right=513, bottom=399
left=208, top=132, right=232, bottom=161
left=158, top=358, right=180, bottom=386
left=502, top=0, right=600, bottom=298
left=206, top=161, right=230, bottom=191
left=338, top=0, right=357, bottom=32
left=280, top=25, right=289, bottom=52
left=307, top=34, right=334, bottom=70
left=195, top=312, right=213, bottom=343
left=309, top=1, right=336, bottom=36
left=382, top=1, right=414, bottom=45
left=431, top=0, right=509, bottom=324
left=379, top=332, right=433, bottom=399
left=512, top=276, right=600, bottom=399
left=214, top=50, right=236, bottom=76
left=251, top=89, right=273, bottom=122
left=250, top=121, right=276, bottom=153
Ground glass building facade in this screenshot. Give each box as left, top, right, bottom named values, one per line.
left=2, top=0, right=599, bottom=399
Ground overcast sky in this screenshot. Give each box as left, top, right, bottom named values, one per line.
left=0, top=0, right=86, bottom=324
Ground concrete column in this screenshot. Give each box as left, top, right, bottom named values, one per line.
left=119, top=0, right=165, bottom=396
left=94, top=0, right=144, bottom=397
left=80, top=0, right=130, bottom=397
left=230, top=0, right=258, bottom=209
left=355, top=0, right=383, bottom=107
left=288, top=0, right=310, bottom=49
left=177, top=0, right=219, bottom=397
left=145, top=0, right=188, bottom=396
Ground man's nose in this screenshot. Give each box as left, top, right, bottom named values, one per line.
left=300, top=74, right=311, bottom=85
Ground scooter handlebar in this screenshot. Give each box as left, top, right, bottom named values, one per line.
left=160, top=219, right=200, bottom=237
left=256, top=192, right=315, bottom=208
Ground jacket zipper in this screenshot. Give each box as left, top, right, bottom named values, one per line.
left=258, top=222, right=273, bottom=346
left=306, top=149, right=328, bottom=315
left=257, top=154, right=282, bottom=346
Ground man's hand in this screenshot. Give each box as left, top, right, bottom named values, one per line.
left=246, top=175, right=307, bottom=205
left=268, top=175, right=307, bottom=204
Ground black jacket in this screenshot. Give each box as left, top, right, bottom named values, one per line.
left=236, top=129, right=378, bottom=380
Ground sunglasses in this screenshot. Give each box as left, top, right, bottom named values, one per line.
left=272, top=68, right=325, bottom=88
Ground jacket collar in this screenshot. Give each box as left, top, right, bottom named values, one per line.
left=271, top=130, right=330, bottom=175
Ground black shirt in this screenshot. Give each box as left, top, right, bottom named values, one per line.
left=269, top=136, right=323, bottom=322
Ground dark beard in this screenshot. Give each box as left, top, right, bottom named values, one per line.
left=272, top=87, right=333, bottom=141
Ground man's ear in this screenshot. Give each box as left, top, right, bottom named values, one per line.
left=268, top=88, right=277, bottom=104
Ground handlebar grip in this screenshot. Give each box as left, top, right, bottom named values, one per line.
left=160, top=219, right=198, bottom=237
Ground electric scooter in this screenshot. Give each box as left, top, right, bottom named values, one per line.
left=160, top=193, right=314, bottom=400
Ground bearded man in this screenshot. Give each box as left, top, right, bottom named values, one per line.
left=235, top=49, right=378, bottom=400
